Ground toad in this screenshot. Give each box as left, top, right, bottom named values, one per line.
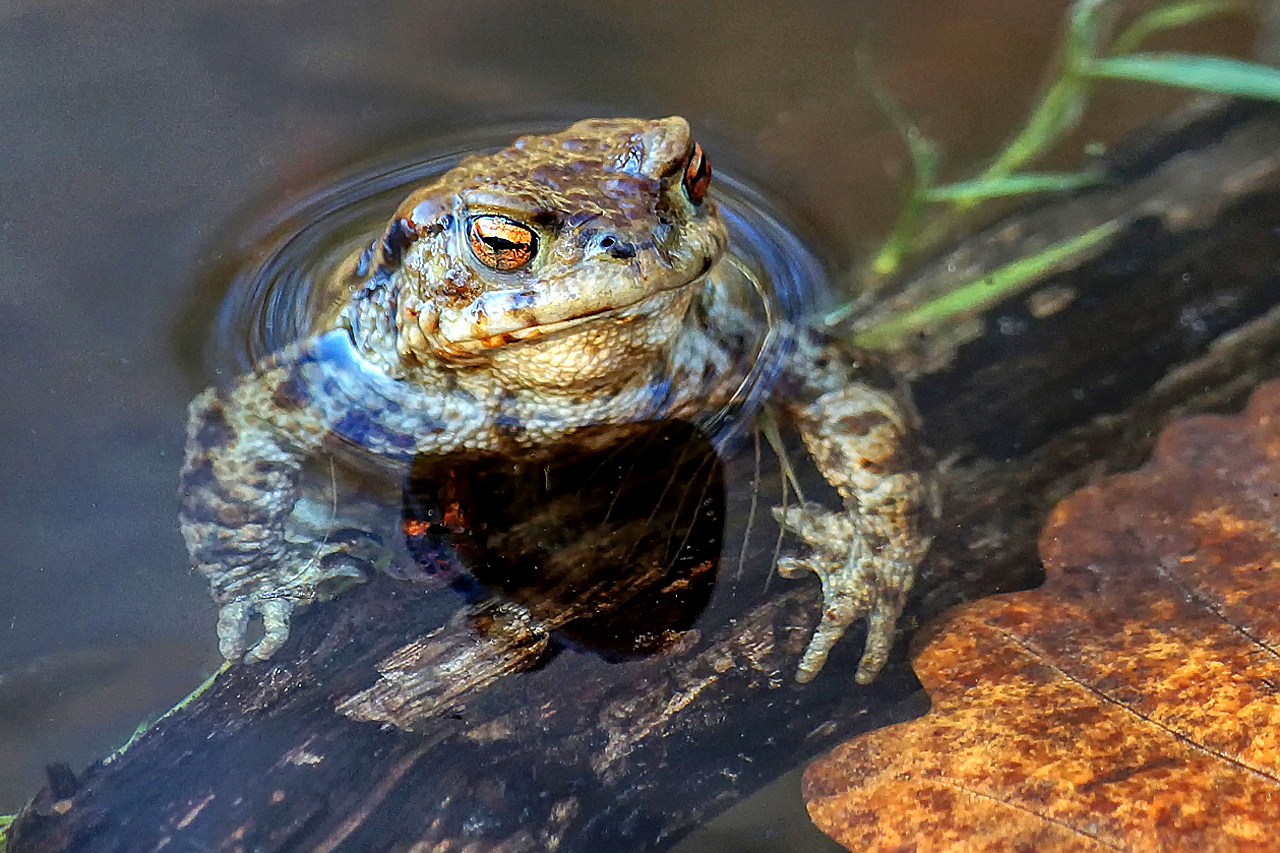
left=179, top=117, right=934, bottom=684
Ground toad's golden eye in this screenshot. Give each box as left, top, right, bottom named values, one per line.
left=682, top=142, right=711, bottom=205
left=467, top=215, right=537, bottom=271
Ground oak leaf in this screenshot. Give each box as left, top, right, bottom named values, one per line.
left=804, top=378, right=1280, bottom=852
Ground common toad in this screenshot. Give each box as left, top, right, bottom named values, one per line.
left=179, top=117, right=934, bottom=684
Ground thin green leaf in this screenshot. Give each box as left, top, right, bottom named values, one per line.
left=1086, top=52, right=1280, bottom=100
left=858, top=44, right=944, bottom=278
left=103, top=662, right=229, bottom=765
left=975, top=0, right=1111, bottom=186
left=871, top=130, right=940, bottom=277
left=925, top=170, right=1104, bottom=203
left=977, top=76, right=1092, bottom=185
left=853, top=221, right=1120, bottom=350
left=1111, top=1, right=1253, bottom=55
left=1067, top=0, right=1113, bottom=70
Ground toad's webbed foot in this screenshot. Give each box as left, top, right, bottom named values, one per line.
left=775, top=328, right=937, bottom=684
left=210, top=539, right=373, bottom=662
left=773, top=502, right=912, bottom=684
left=216, top=597, right=294, bottom=662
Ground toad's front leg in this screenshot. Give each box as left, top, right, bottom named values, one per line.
left=179, top=391, right=359, bottom=662
left=773, top=327, right=937, bottom=684
left=178, top=335, right=396, bottom=662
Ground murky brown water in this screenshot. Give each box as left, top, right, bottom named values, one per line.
left=0, top=0, right=1256, bottom=847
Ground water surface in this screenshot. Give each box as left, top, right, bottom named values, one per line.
left=0, top=0, right=1255, bottom=845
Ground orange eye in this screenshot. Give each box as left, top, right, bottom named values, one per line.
left=467, top=215, right=537, bottom=271
left=682, top=142, right=711, bottom=205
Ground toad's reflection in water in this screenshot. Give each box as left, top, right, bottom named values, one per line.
left=402, top=420, right=723, bottom=667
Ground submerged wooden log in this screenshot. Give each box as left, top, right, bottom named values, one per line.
left=11, top=99, right=1280, bottom=853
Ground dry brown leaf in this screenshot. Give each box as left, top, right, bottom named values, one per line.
left=804, top=378, right=1280, bottom=852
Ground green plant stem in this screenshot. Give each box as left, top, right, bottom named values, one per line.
left=853, top=220, right=1120, bottom=350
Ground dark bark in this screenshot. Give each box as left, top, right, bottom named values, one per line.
left=11, top=99, right=1280, bottom=853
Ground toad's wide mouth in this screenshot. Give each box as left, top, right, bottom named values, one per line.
left=428, top=263, right=715, bottom=355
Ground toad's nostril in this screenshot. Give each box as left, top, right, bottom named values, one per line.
left=600, top=235, right=636, bottom=260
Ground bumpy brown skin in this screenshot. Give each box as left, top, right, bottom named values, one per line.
left=180, top=117, right=934, bottom=684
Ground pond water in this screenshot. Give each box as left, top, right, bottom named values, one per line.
left=0, top=0, right=1255, bottom=847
